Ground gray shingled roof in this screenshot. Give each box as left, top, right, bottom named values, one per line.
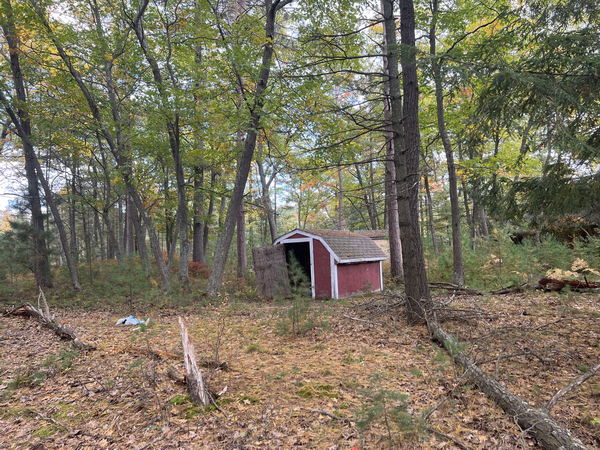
left=353, top=230, right=388, bottom=240
left=303, top=229, right=387, bottom=261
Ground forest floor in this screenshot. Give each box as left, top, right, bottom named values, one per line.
left=0, top=289, right=598, bottom=449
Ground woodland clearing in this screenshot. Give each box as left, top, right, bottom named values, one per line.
left=1, top=290, right=598, bottom=449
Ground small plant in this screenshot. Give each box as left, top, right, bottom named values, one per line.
left=245, top=343, right=262, bottom=353
left=355, top=373, right=423, bottom=446
left=276, top=254, right=319, bottom=336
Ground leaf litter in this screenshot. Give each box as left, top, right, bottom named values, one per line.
left=0, top=291, right=598, bottom=449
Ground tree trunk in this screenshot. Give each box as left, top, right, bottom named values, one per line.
left=203, top=171, right=217, bottom=257
left=423, top=171, right=439, bottom=254
left=429, top=0, right=464, bottom=285
left=257, top=160, right=277, bottom=242
left=381, top=17, right=404, bottom=281
left=383, top=0, right=430, bottom=322
left=337, top=164, right=346, bottom=230
left=428, top=318, right=587, bottom=450
left=206, top=0, right=293, bottom=295
left=236, top=205, right=246, bottom=278
left=192, top=166, right=206, bottom=263
left=1, top=0, right=52, bottom=288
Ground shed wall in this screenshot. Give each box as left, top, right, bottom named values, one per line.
left=313, top=239, right=332, bottom=298
left=336, top=261, right=381, bottom=298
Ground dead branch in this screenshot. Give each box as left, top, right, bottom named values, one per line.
left=177, top=316, right=212, bottom=406
left=309, top=409, right=354, bottom=424
left=428, top=282, right=483, bottom=296
left=546, top=363, right=600, bottom=412
left=427, top=316, right=587, bottom=449
left=426, top=426, right=472, bottom=450
left=7, top=290, right=94, bottom=350
left=490, top=283, right=532, bottom=295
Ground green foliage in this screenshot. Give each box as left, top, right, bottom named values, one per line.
left=425, top=229, right=599, bottom=290
left=296, top=383, right=340, bottom=399
left=355, top=373, right=423, bottom=446
left=7, top=347, right=80, bottom=389
left=276, top=254, right=325, bottom=336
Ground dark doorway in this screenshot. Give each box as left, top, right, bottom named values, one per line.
left=284, top=242, right=312, bottom=295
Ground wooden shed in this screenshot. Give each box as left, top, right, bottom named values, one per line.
left=254, top=229, right=387, bottom=299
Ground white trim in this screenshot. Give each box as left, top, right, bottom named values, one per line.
left=378, top=260, right=383, bottom=292
left=275, top=237, right=315, bottom=299
left=329, top=253, right=335, bottom=299
left=309, top=239, right=315, bottom=299
left=333, top=262, right=339, bottom=299
left=275, top=229, right=340, bottom=263
left=338, top=256, right=387, bottom=264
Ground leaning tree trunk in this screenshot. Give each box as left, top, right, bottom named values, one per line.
left=383, top=0, right=430, bottom=322
left=0, top=89, right=80, bottom=291
left=31, top=0, right=171, bottom=289
left=1, top=0, right=52, bottom=288
left=429, top=0, right=464, bottom=285
left=236, top=206, right=247, bottom=278
left=206, top=0, right=294, bottom=295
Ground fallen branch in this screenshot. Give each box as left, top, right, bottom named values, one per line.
left=546, top=363, right=600, bottom=412
left=426, top=426, right=472, bottom=450
left=177, top=316, right=212, bottom=406
left=309, top=409, right=354, bottom=424
left=426, top=317, right=587, bottom=449
left=428, top=282, right=483, bottom=296
left=7, top=289, right=94, bottom=351
left=490, top=283, right=532, bottom=295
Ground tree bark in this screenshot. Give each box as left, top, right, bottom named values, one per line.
left=236, top=205, right=247, bottom=278
left=192, top=166, right=206, bottom=263
left=429, top=0, right=464, bottom=285
left=383, top=0, right=431, bottom=322
left=257, top=160, right=277, bottom=242
left=381, top=14, right=404, bottom=281
left=206, top=0, right=294, bottom=295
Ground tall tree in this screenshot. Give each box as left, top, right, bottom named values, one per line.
left=383, top=0, right=431, bottom=322
left=429, top=0, right=464, bottom=286
left=206, top=0, right=294, bottom=295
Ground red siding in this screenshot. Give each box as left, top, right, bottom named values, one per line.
left=313, top=239, right=331, bottom=298
left=288, top=233, right=307, bottom=239
left=336, top=261, right=381, bottom=298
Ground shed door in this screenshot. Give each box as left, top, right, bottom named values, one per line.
left=253, top=244, right=291, bottom=299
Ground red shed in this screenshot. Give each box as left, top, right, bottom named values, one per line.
left=273, top=229, right=387, bottom=299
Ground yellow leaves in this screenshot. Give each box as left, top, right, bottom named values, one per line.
left=300, top=179, right=318, bottom=191
left=571, top=258, right=600, bottom=277
left=546, top=268, right=579, bottom=280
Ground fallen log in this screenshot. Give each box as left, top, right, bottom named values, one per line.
left=537, top=277, right=600, bottom=292
left=427, top=317, right=587, bottom=449
left=7, top=289, right=94, bottom=351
